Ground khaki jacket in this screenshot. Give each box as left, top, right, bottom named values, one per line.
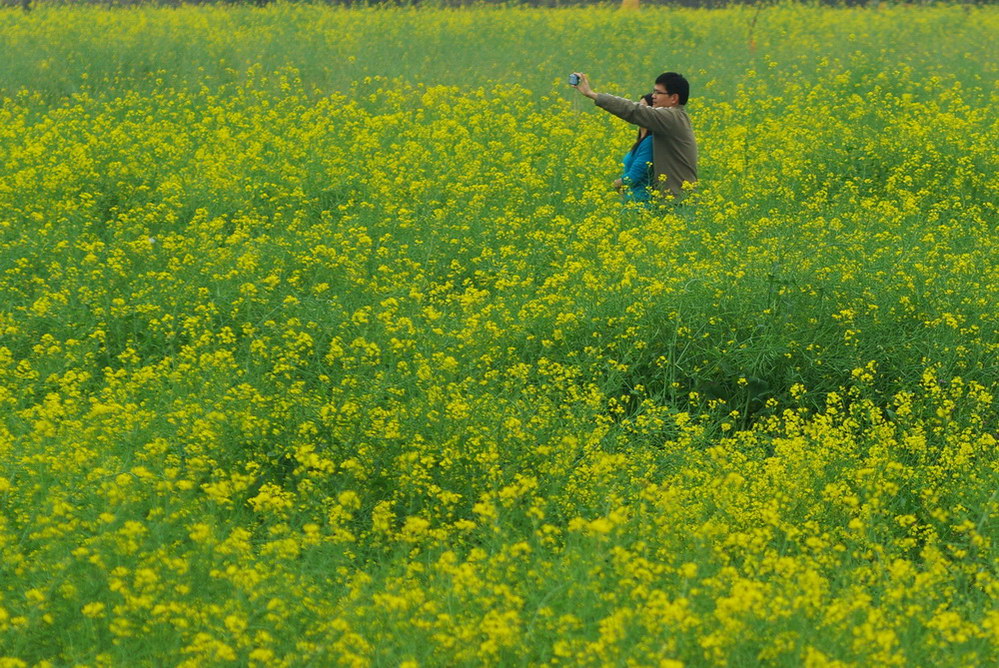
left=595, top=93, right=698, bottom=198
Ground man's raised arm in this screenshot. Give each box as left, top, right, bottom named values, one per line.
left=571, top=73, right=679, bottom=135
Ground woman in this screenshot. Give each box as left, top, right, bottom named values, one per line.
left=613, top=93, right=654, bottom=203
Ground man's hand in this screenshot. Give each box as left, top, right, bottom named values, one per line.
left=613, top=178, right=624, bottom=193
left=572, top=73, right=597, bottom=100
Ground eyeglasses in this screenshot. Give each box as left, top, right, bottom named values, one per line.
left=651, top=90, right=670, bottom=96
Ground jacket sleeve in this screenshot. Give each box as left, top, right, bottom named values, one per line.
left=595, top=93, right=681, bottom=135
left=622, top=138, right=653, bottom=185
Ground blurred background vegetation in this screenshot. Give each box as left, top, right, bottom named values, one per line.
left=4, top=0, right=993, bottom=11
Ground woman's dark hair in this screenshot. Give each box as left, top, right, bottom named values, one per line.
left=628, top=93, right=655, bottom=155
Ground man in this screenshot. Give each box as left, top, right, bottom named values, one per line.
left=572, top=72, right=698, bottom=201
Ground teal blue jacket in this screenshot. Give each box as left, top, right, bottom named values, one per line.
left=621, top=134, right=653, bottom=202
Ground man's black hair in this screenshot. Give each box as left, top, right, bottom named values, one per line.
left=656, top=72, right=690, bottom=106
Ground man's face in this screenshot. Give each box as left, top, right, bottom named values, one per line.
left=651, top=84, right=679, bottom=108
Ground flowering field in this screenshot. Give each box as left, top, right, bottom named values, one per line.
left=1, top=2, right=998, bottom=665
